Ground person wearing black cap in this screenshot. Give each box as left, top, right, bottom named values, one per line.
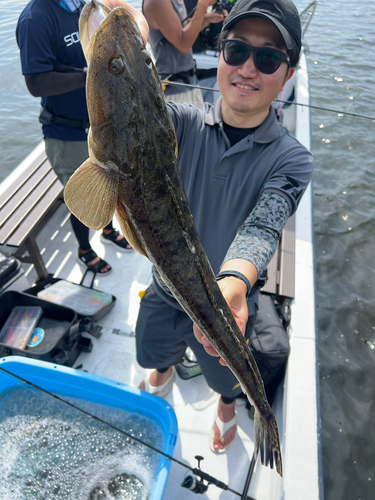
left=102, top=0, right=313, bottom=454
left=223, top=0, right=302, bottom=51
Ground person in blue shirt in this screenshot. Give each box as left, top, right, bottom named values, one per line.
left=16, top=0, right=133, bottom=276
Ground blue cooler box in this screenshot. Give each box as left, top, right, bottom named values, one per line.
left=0, top=356, right=178, bottom=500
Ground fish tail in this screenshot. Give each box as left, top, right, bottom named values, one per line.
left=254, top=409, right=283, bottom=477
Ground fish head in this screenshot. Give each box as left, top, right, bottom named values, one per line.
left=67, top=0, right=176, bottom=250
left=79, top=0, right=167, bottom=169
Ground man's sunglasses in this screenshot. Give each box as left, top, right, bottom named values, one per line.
left=221, top=40, right=290, bottom=75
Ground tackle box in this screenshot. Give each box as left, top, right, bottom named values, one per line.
left=0, top=291, right=92, bottom=367
left=24, top=273, right=116, bottom=321
left=0, top=305, right=43, bottom=349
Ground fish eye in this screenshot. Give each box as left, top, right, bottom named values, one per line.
left=142, top=49, right=153, bottom=67
left=109, top=56, right=125, bottom=75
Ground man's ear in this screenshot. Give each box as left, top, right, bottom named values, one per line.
left=281, top=67, right=295, bottom=91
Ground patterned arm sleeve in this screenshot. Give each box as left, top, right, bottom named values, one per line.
left=223, top=192, right=290, bottom=276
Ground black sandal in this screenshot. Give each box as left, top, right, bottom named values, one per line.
left=77, top=249, right=112, bottom=276
left=100, top=229, right=133, bottom=252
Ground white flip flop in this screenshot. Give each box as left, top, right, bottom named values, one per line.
left=209, top=408, right=237, bottom=453
left=143, top=367, right=176, bottom=398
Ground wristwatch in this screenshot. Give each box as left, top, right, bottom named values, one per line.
left=216, top=270, right=251, bottom=299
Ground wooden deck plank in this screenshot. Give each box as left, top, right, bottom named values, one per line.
left=0, top=160, right=52, bottom=227
left=261, top=214, right=296, bottom=299
left=0, top=150, right=48, bottom=210
left=0, top=171, right=62, bottom=245
left=0, top=144, right=64, bottom=281
left=262, top=244, right=279, bottom=294
left=6, top=180, right=63, bottom=247
left=279, top=214, right=295, bottom=298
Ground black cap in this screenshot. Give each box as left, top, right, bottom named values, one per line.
left=223, top=0, right=302, bottom=51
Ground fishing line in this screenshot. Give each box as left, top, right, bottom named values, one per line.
left=0, top=365, right=254, bottom=499
left=306, top=68, right=362, bottom=95
left=51, top=64, right=373, bottom=121
left=161, top=80, right=375, bottom=121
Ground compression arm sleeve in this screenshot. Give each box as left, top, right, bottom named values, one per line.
left=223, top=192, right=291, bottom=277
left=25, top=71, right=86, bottom=97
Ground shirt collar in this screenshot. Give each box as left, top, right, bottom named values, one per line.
left=58, top=0, right=82, bottom=13
left=204, top=97, right=282, bottom=144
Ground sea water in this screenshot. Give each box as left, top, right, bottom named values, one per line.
left=0, top=386, right=163, bottom=499
left=2, top=0, right=375, bottom=498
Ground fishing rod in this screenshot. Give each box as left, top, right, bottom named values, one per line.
left=52, top=55, right=374, bottom=121
left=161, top=79, right=375, bottom=122
left=241, top=453, right=256, bottom=500
left=0, top=365, right=255, bottom=499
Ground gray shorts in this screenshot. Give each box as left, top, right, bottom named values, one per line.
left=135, top=284, right=256, bottom=398
left=44, top=137, right=88, bottom=186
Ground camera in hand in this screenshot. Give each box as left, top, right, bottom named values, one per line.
left=184, top=0, right=237, bottom=53
left=214, top=0, right=234, bottom=13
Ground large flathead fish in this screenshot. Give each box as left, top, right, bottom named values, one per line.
left=65, top=0, right=282, bottom=476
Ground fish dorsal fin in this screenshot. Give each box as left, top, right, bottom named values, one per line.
left=64, top=159, right=118, bottom=230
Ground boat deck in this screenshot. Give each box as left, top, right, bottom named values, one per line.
left=18, top=199, right=264, bottom=499
left=0, top=52, right=321, bottom=500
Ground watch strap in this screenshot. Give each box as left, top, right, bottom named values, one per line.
left=216, top=270, right=251, bottom=299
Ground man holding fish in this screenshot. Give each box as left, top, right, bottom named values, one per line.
left=65, top=0, right=313, bottom=471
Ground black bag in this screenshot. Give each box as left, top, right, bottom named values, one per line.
left=247, top=293, right=291, bottom=403
left=0, top=252, right=20, bottom=289
left=0, top=291, right=92, bottom=366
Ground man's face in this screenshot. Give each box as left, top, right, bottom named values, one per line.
left=218, top=17, right=295, bottom=127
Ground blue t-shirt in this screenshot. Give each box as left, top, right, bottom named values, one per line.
left=16, top=0, right=88, bottom=141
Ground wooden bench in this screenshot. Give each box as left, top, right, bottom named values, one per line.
left=0, top=147, right=64, bottom=282
left=0, top=143, right=296, bottom=293
left=262, top=213, right=295, bottom=299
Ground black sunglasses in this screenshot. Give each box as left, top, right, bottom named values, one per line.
left=221, top=39, right=290, bottom=75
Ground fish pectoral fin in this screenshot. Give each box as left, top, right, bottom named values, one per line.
left=115, top=199, right=148, bottom=257
left=64, top=158, right=118, bottom=230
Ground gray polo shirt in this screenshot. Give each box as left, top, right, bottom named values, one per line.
left=153, top=98, right=313, bottom=312
left=168, top=98, right=313, bottom=267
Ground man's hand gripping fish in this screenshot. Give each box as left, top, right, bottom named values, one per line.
left=65, top=0, right=282, bottom=476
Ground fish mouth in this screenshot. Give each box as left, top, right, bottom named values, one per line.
left=79, top=0, right=137, bottom=62
left=79, top=0, right=111, bottom=61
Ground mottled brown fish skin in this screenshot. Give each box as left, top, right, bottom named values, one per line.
left=67, top=0, right=282, bottom=475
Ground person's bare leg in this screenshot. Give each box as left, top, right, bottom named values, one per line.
left=212, top=397, right=237, bottom=451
